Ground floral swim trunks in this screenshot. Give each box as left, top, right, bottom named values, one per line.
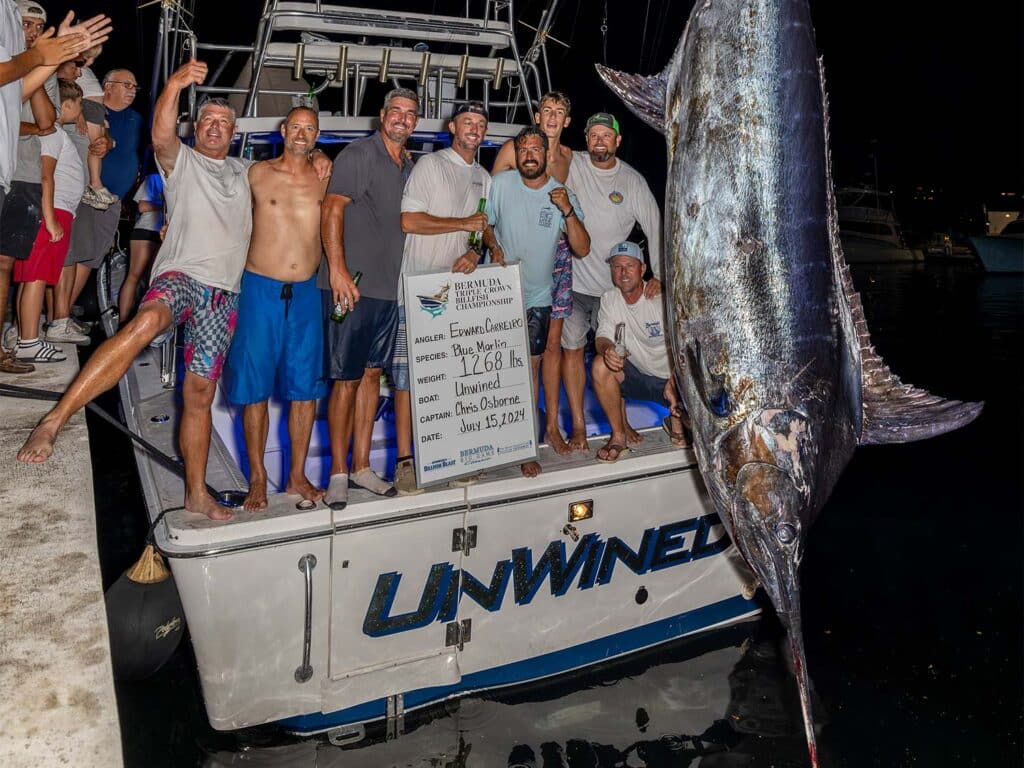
left=550, top=235, right=573, bottom=320
left=142, top=270, right=240, bottom=381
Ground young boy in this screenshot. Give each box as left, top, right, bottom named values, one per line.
left=13, top=79, right=86, bottom=363
left=76, top=44, right=117, bottom=209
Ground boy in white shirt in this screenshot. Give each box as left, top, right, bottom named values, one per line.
left=13, top=78, right=85, bottom=362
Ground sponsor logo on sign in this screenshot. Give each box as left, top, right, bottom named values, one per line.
left=416, top=282, right=450, bottom=318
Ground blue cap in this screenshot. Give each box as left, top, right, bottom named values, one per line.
left=606, top=241, right=643, bottom=263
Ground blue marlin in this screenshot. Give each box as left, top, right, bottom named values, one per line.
left=597, top=1, right=982, bottom=764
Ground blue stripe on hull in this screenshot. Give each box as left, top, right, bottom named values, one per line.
left=279, top=593, right=759, bottom=734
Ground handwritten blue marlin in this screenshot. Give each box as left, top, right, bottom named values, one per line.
left=597, top=1, right=982, bottom=764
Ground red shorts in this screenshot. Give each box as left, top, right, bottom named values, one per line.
left=13, top=209, right=74, bottom=286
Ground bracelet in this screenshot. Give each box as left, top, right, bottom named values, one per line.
left=563, top=208, right=575, bottom=219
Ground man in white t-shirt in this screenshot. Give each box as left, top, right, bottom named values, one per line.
left=562, top=113, right=663, bottom=454
left=391, top=101, right=491, bottom=495
left=591, top=241, right=687, bottom=463
left=17, top=60, right=252, bottom=520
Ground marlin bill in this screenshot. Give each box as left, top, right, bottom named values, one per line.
left=597, top=1, right=982, bottom=765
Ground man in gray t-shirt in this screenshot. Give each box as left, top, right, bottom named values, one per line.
left=319, top=87, right=417, bottom=507
left=18, top=61, right=250, bottom=520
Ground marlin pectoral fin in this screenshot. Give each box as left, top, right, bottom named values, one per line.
left=594, top=64, right=668, bottom=134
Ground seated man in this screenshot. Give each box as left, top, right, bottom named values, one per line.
left=591, top=241, right=688, bottom=463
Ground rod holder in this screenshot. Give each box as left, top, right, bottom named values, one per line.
left=456, top=53, right=470, bottom=89
left=335, top=44, right=348, bottom=82
left=379, top=48, right=391, bottom=82
left=292, top=43, right=306, bottom=81
left=418, top=51, right=431, bottom=88
left=493, top=58, right=504, bottom=90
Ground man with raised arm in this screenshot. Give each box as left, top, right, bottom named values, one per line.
left=562, top=112, right=663, bottom=454
left=391, top=101, right=491, bottom=496
left=16, top=61, right=252, bottom=521
left=492, top=91, right=577, bottom=454
left=485, top=126, right=590, bottom=478
left=222, top=106, right=329, bottom=512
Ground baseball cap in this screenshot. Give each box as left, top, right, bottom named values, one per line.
left=450, top=101, right=488, bottom=121
left=16, top=1, right=46, bottom=23
left=585, top=112, right=619, bottom=134
left=606, top=241, right=643, bottom=263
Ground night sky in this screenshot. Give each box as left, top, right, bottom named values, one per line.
left=48, top=0, right=1021, bottom=229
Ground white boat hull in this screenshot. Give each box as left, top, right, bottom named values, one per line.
left=97, top=259, right=758, bottom=737
left=970, top=236, right=1024, bottom=273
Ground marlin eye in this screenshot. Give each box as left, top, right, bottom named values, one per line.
left=685, top=341, right=732, bottom=418
left=775, top=523, right=797, bottom=544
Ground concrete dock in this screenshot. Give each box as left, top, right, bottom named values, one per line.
left=0, top=350, right=123, bottom=767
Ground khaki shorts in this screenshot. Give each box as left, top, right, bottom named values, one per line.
left=560, top=291, right=602, bottom=350
left=65, top=204, right=120, bottom=268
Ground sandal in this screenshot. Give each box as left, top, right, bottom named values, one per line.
left=596, top=441, right=630, bottom=464
left=662, top=415, right=691, bottom=449
left=15, top=341, right=67, bottom=363
left=0, top=349, right=34, bottom=373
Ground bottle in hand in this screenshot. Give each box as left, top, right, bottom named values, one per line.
left=467, top=197, right=487, bottom=249
left=331, top=271, right=363, bottom=323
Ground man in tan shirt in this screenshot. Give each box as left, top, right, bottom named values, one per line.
left=223, top=106, right=329, bottom=511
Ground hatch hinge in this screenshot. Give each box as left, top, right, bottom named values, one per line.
left=385, top=693, right=404, bottom=740
left=445, top=618, right=473, bottom=651
left=451, top=525, right=478, bottom=556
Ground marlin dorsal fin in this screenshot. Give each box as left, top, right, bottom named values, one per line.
left=817, top=60, right=983, bottom=445
left=594, top=64, right=668, bottom=135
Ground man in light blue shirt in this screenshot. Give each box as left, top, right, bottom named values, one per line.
left=485, top=126, right=590, bottom=477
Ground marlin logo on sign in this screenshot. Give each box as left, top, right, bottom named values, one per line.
left=362, top=512, right=731, bottom=637
left=416, top=283, right=450, bottom=318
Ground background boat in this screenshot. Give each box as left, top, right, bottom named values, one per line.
left=837, top=187, right=920, bottom=263
left=970, top=217, right=1024, bottom=273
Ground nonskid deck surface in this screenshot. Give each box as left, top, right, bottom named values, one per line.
left=121, top=342, right=688, bottom=541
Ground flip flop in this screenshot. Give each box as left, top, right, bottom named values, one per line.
left=596, top=442, right=630, bottom=464
left=662, top=415, right=691, bottom=449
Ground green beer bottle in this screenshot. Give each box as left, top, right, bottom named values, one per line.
left=467, top=197, right=487, bottom=249
left=331, top=270, right=363, bottom=323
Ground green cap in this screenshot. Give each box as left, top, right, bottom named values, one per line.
left=585, top=112, right=620, bottom=134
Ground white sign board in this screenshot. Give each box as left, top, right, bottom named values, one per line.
left=405, top=264, right=538, bottom=487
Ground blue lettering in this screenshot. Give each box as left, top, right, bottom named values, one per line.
left=512, top=534, right=596, bottom=605
left=596, top=529, right=657, bottom=585
left=362, top=564, right=454, bottom=637
left=691, top=514, right=731, bottom=560
left=461, top=560, right=513, bottom=612
left=649, top=518, right=698, bottom=571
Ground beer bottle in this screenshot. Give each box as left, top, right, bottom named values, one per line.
left=467, top=197, right=487, bottom=249
left=331, top=271, right=363, bottom=323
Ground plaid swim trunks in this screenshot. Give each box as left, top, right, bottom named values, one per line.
left=142, top=270, right=240, bottom=381
left=550, top=235, right=573, bottom=319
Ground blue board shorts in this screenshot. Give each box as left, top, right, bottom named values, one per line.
left=223, top=271, right=327, bottom=404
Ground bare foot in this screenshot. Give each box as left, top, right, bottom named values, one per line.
left=544, top=427, right=571, bottom=456
left=567, top=429, right=589, bottom=453
left=286, top=475, right=325, bottom=504
left=243, top=475, right=268, bottom=512
left=17, top=421, right=59, bottom=463
left=520, top=460, right=542, bottom=478
left=186, top=491, right=234, bottom=521
left=625, top=426, right=643, bottom=446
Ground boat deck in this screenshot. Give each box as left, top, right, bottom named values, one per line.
left=0, top=348, right=122, bottom=767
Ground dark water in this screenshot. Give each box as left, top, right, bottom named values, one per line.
left=88, top=263, right=1022, bottom=767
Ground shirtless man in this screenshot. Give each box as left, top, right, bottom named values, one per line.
left=492, top=91, right=577, bottom=454
left=223, top=106, right=328, bottom=511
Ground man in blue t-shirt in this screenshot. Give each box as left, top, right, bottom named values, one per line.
left=65, top=66, right=142, bottom=315
left=486, top=126, right=590, bottom=477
